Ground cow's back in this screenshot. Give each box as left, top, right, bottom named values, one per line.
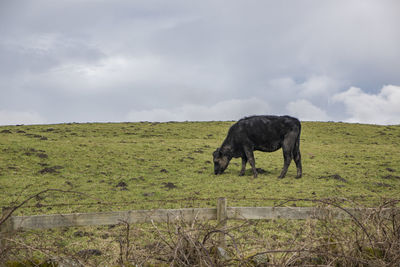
left=230, top=115, right=300, bottom=152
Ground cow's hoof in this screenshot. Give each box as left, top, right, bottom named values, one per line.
left=278, top=175, right=284, bottom=179
left=295, top=175, right=302, bottom=179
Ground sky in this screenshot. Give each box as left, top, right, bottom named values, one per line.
left=1, top=0, right=400, bottom=125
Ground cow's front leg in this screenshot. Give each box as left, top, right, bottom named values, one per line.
left=239, top=156, right=247, bottom=176
left=244, top=148, right=257, bottom=178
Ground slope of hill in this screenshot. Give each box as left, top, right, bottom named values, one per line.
left=1, top=121, right=399, bottom=215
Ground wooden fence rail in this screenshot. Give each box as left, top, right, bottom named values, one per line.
left=0, top=197, right=394, bottom=250
left=1, top=198, right=388, bottom=232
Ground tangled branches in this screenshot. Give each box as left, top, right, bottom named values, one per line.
left=1, top=196, right=400, bottom=266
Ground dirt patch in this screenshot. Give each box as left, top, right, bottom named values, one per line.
left=162, top=182, right=177, bottom=190
left=160, top=168, right=169, bottom=173
left=375, top=182, right=393, bottom=188
left=318, top=174, right=348, bottom=183
left=116, top=181, right=127, bottom=187
left=77, top=249, right=102, bottom=259
left=382, top=175, right=400, bottom=180
left=143, top=192, right=155, bottom=197
left=116, top=181, right=128, bottom=190
left=24, top=148, right=38, bottom=156
left=24, top=133, right=48, bottom=140
left=1, top=129, right=12, bottom=134
left=38, top=166, right=63, bottom=174
left=24, top=148, right=48, bottom=159
left=73, top=231, right=93, bottom=238
left=37, top=153, right=48, bottom=159
left=386, top=168, right=396, bottom=172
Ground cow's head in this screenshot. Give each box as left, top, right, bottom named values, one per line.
left=213, top=148, right=230, bottom=175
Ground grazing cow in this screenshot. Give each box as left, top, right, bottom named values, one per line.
left=213, top=115, right=302, bottom=178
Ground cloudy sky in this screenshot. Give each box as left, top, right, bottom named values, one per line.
left=1, top=0, right=400, bottom=125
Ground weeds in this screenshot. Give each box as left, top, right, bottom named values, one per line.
left=1, top=198, right=400, bottom=266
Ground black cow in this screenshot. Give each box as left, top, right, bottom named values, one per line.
left=213, top=115, right=302, bottom=178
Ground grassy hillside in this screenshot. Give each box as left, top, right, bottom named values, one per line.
left=1, top=121, right=400, bottom=215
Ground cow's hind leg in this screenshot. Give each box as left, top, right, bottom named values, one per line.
left=293, top=138, right=302, bottom=178
left=278, top=133, right=296, bottom=179
left=278, top=150, right=292, bottom=179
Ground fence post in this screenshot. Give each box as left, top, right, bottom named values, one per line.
left=217, top=197, right=227, bottom=247
left=0, top=207, right=14, bottom=254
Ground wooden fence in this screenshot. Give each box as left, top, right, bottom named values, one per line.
left=1, top=198, right=369, bottom=231
left=0, top=197, right=389, bottom=249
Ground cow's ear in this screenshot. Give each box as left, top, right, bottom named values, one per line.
left=213, top=148, right=221, bottom=157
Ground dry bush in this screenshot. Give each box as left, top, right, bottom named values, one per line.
left=112, top=199, right=400, bottom=266
left=1, top=198, right=400, bottom=266
left=115, top=217, right=246, bottom=266
left=262, top=199, right=400, bottom=266
left=298, top=199, right=400, bottom=266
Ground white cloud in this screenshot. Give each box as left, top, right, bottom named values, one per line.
left=286, top=99, right=330, bottom=122
left=333, top=85, right=400, bottom=125
left=126, top=98, right=271, bottom=122
left=299, top=75, right=340, bottom=99
left=0, top=110, right=46, bottom=126
left=266, top=75, right=340, bottom=101
left=263, top=75, right=341, bottom=119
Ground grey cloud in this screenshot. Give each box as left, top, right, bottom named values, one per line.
left=126, top=98, right=272, bottom=122
left=0, top=35, right=104, bottom=76
left=0, top=1, right=399, bottom=125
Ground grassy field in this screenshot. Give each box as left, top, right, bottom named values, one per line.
left=1, top=120, right=400, bottom=265
left=1, top=120, right=400, bottom=216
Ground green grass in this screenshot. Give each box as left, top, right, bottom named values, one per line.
left=1, top=121, right=400, bottom=215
